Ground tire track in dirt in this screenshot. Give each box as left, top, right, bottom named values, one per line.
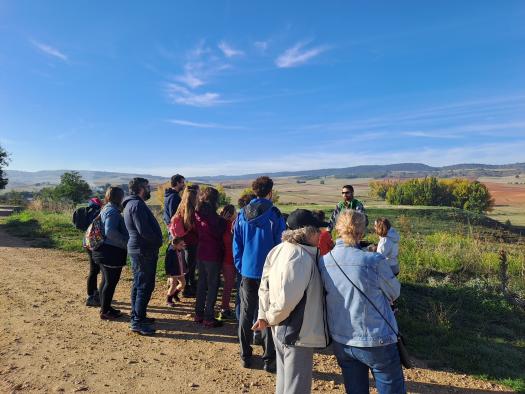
left=0, top=229, right=514, bottom=393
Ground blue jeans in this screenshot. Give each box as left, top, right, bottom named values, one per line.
left=130, top=252, right=158, bottom=328
left=333, top=341, right=406, bottom=394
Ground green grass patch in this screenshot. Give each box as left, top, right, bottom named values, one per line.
left=398, top=283, right=525, bottom=392
left=1, top=210, right=82, bottom=251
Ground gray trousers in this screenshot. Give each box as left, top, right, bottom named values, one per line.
left=273, top=334, right=314, bottom=394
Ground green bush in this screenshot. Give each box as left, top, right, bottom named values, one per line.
left=372, top=177, right=494, bottom=213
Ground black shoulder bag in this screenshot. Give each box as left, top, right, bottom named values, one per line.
left=329, top=251, right=412, bottom=369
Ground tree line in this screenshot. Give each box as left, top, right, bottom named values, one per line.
left=369, top=177, right=495, bottom=213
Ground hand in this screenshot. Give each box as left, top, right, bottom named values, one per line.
left=251, top=319, right=268, bottom=332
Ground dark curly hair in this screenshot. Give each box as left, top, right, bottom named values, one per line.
left=252, top=176, right=273, bottom=198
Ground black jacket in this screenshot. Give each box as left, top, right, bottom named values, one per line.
left=123, top=195, right=163, bottom=254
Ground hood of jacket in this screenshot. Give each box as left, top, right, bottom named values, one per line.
left=386, top=228, right=400, bottom=243
left=122, top=194, right=142, bottom=208
left=244, top=198, right=274, bottom=224
left=164, top=188, right=178, bottom=198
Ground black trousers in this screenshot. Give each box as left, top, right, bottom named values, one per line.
left=185, top=244, right=197, bottom=289
left=99, top=265, right=123, bottom=313
left=86, top=250, right=101, bottom=296
left=238, top=276, right=275, bottom=361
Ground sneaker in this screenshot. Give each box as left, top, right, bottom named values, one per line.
left=241, top=358, right=252, bottom=369
left=219, top=309, right=235, bottom=321
left=194, top=315, right=204, bottom=324
left=100, top=311, right=118, bottom=320
left=203, top=318, right=223, bottom=328
left=131, top=325, right=156, bottom=336
left=85, top=295, right=100, bottom=307
left=144, top=316, right=155, bottom=324
left=263, top=360, right=276, bottom=374
left=108, top=307, right=122, bottom=317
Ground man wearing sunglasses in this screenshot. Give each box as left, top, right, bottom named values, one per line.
left=327, top=185, right=366, bottom=232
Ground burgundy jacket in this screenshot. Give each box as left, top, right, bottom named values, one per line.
left=194, top=204, right=226, bottom=263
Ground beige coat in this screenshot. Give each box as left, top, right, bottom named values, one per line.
left=258, top=242, right=330, bottom=348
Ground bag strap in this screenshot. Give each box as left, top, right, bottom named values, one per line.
left=328, top=251, right=400, bottom=337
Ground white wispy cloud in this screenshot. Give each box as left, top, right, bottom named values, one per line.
left=31, top=40, right=68, bottom=62
left=167, top=119, right=245, bottom=129
left=218, top=41, right=244, bottom=58
left=254, top=40, right=269, bottom=52
left=175, top=71, right=204, bottom=88
left=275, top=41, right=327, bottom=68
left=165, top=83, right=223, bottom=107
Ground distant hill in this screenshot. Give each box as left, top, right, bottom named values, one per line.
left=4, top=162, right=525, bottom=191
left=192, top=162, right=525, bottom=182
left=4, top=170, right=169, bottom=191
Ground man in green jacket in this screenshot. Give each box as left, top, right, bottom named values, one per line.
left=328, top=184, right=366, bottom=231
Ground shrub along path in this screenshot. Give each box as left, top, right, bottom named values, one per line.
left=0, top=228, right=516, bottom=393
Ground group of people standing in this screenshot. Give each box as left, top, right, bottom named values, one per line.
left=82, top=175, right=406, bottom=393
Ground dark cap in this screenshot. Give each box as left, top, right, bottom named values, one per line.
left=286, top=209, right=329, bottom=230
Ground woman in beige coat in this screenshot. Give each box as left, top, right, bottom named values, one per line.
left=253, top=209, right=330, bottom=394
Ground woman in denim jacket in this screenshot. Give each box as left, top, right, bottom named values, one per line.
left=320, top=210, right=405, bottom=394
left=92, top=186, right=129, bottom=320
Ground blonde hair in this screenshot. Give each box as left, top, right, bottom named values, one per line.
left=336, top=210, right=366, bottom=246
left=281, top=226, right=319, bottom=245
left=175, top=186, right=199, bottom=230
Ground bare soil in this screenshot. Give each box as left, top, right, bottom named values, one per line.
left=0, top=229, right=514, bottom=393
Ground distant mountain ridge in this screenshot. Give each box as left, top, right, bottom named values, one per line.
left=4, top=162, right=525, bottom=190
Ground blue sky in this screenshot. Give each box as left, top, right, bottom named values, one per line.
left=1, top=1, right=524, bottom=176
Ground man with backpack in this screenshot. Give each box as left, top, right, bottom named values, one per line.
left=73, top=197, right=103, bottom=307
left=123, top=177, right=163, bottom=336
left=233, top=176, right=286, bottom=372
left=162, top=174, right=185, bottom=226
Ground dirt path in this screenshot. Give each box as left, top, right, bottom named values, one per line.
left=0, top=228, right=514, bottom=393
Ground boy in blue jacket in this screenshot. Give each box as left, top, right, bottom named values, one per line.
left=233, top=176, right=286, bottom=372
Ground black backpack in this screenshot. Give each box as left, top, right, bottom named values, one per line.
left=72, top=205, right=100, bottom=231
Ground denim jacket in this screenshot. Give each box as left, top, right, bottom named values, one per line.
left=101, top=203, right=129, bottom=250
left=319, top=239, right=401, bottom=347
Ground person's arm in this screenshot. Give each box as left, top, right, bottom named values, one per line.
left=327, top=204, right=340, bottom=232
left=233, top=215, right=243, bottom=273
left=104, top=210, right=128, bottom=249
left=377, top=257, right=401, bottom=302
left=264, top=251, right=311, bottom=326
left=272, top=212, right=286, bottom=245
left=133, top=203, right=163, bottom=248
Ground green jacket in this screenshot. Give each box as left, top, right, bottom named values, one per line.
left=328, top=198, right=365, bottom=231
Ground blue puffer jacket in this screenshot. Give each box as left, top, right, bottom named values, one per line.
left=100, top=203, right=129, bottom=250
left=233, top=198, right=286, bottom=279
left=320, top=239, right=401, bottom=347
left=123, top=195, right=163, bottom=255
